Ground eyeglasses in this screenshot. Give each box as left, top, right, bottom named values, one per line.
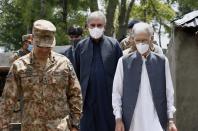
left=89, top=24, right=103, bottom=28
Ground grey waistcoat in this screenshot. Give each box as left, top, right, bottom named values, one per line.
left=122, top=52, right=168, bottom=131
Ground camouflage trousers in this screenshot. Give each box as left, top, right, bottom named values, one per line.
left=9, top=116, right=70, bottom=131
left=11, top=101, right=21, bottom=123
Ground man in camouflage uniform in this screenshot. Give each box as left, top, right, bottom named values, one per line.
left=8, top=35, right=33, bottom=125
left=10, top=34, right=33, bottom=63
left=120, top=20, right=140, bottom=51
left=0, top=19, right=82, bottom=131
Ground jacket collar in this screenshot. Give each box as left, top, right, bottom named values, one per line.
left=27, top=51, right=56, bottom=68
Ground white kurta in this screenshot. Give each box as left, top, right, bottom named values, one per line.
left=130, top=58, right=163, bottom=131
left=112, top=54, right=176, bottom=131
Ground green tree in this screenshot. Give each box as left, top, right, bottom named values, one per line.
left=0, top=0, right=178, bottom=50
left=177, top=0, right=198, bottom=15
left=130, top=0, right=175, bottom=46
left=116, top=0, right=136, bottom=40
left=104, top=0, right=175, bottom=41
left=105, top=0, right=119, bottom=36
left=0, top=0, right=88, bottom=50
left=0, top=0, right=26, bottom=49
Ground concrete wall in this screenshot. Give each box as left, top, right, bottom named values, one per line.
left=0, top=52, right=12, bottom=66
left=168, top=29, right=198, bottom=131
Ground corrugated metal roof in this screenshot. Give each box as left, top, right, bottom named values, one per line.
left=174, top=10, right=198, bottom=28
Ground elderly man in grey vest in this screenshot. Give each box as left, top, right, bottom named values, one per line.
left=112, top=22, right=177, bottom=131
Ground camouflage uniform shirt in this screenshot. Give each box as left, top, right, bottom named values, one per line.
left=10, top=49, right=30, bottom=64
left=119, top=36, right=135, bottom=51
left=0, top=51, right=83, bottom=131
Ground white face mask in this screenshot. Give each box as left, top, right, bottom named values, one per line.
left=88, top=27, right=104, bottom=39
left=136, top=43, right=149, bottom=55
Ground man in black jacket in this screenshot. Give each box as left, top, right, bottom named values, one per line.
left=64, top=26, right=83, bottom=66
left=75, top=11, right=123, bottom=131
